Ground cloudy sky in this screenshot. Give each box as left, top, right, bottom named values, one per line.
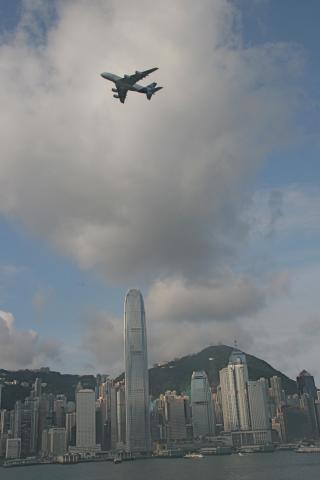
left=0, top=0, right=319, bottom=382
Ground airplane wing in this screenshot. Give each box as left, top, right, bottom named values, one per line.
left=125, top=67, right=158, bottom=85
left=116, top=86, right=128, bottom=104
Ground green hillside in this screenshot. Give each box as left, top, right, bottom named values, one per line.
left=0, top=345, right=297, bottom=409
left=0, top=369, right=96, bottom=409
left=148, top=345, right=297, bottom=397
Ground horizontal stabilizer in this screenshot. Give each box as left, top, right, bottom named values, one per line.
left=146, top=86, right=163, bottom=100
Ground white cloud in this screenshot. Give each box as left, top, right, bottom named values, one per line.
left=0, top=310, right=61, bottom=369
left=146, top=275, right=266, bottom=323
left=0, top=0, right=304, bottom=284
left=82, top=306, right=254, bottom=374
left=0, top=1, right=316, bottom=376
left=83, top=270, right=291, bottom=373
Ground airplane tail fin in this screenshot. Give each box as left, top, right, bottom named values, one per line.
left=146, top=85, right=163, bottom=100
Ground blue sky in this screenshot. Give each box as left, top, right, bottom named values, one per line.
left=0, top=0, right=319, bottom=381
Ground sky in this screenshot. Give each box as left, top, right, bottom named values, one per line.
left=0, top=0, right=319, bottom=383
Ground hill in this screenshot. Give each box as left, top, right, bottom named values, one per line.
left=0, top=345, right=297, bottom=409
left=0, top=369, right=96, bottom=410
left=132, top=344, right=297, bottom=396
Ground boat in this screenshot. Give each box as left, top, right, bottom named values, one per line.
left=113, top=456, right=122, bottom=464
left=184, top=453, right=204, bottom=459
left=296, top=446, right=320, bottom=453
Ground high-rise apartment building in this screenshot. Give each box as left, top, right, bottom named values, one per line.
left=76, top=389, right=96, bottom=450
left=191, top=371, right=215, bottom=438
left=124, top=289, right=151, bottom=452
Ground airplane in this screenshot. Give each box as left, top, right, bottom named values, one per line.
left=100, top=67, right=163, bottom=104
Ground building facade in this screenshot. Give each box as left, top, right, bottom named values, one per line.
left=220, top=349, right=250, bottom=432
left=248, top=379, right=271, bottom=430
left=297, top=370, right=317, bottom=400
left=191, top=371, right=215, bottom=438
left=6, top=438, right=21, bottom=459
left=124, top=289, right=151, bottom=452
left=76, top=389, right=96, bottom=449
left=48, top=427, right=66, bottom=456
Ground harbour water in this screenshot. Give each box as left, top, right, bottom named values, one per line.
left=2, top=452, right=320, bottom=480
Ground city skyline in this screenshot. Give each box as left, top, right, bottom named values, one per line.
left=1, top=328, right=320, bottom=462
left=0, top=289, right=319, bottom=459
left=0, top=0, right=319, bottom=386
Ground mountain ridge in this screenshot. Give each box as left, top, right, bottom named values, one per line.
left=147, top=344, right=297, bottom=397
left=0, top=344, right=297, bottom=409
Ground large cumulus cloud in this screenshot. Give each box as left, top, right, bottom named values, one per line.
left=0, top=0, right=303, bottom=282
left=0, top=1, right=309, bottom=372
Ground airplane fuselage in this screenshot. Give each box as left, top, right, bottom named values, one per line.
left=101, top=72, right=147, bottom=93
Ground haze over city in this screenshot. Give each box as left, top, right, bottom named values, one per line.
left=0, top=0, right=319, bottom=386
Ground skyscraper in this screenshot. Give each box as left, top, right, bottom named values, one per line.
left=116, top=383, right=126, bottom=448
left=124, top=289, right=151, bottom=452
left=297, top=370, right=317, bottom=400
left=270, top=376, right=285, bottom=410
left=48, top=427, right=66, bottom=456
left=76, top=389, right=96, bottom=450
left=34, top=378, right=42, bottom=398
left=219, top=349, right=250, bottom=432
left=162, top=391, right=188, bottom=442
left=248, top=379, right=271, bottom=430
left=191, top=371, right=216, bottom=438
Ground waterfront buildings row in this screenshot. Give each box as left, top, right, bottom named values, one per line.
left=1, top=289, right=320, bottom=459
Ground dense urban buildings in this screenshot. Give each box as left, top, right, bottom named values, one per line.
left=124, top=289, right=151, bottom=453
left=0, top=291, right=320, bottom=462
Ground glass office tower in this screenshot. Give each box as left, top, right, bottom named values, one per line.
left=191, top=371, right=216, bottom=438
left=124, top=289, right=151, bottom=452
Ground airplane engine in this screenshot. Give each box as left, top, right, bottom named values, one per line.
left=135, top=70, right=141, bottom=75
left=113, top=94, right=119, bottom=98
left=112, top=88, right=117, bottom=92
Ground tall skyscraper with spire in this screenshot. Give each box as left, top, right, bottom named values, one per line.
left=219, top=348, right=251, bottom=432
left=124, top=289, right=151, bottom=452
